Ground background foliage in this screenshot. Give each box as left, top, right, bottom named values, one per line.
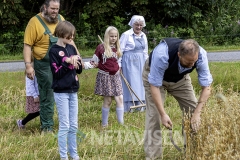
left=1, top=0, right=240, bottom=55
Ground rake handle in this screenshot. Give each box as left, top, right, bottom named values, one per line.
left=98, top=35, right=103, bottom=43
left=120, top=72, right=145, bottom=105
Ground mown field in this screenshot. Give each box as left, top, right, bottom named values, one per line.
left=0, top=62, right=240, bottom=160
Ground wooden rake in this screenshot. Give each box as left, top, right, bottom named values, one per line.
left=120, top=72, right=146, bottom=111
left=97, top=35, right=146, bottom=112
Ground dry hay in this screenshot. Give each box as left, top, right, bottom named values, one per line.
left=184, top=87, right=240, bottom=160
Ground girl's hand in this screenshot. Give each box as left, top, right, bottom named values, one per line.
left=90, top=61, right=98, bottom=68
left=93, top=63, right=98, bottom=68
left=74, top=60, right=82, bottom=70
left=65, top=55, right=81, bottom=69
left=34, top=96, right=39, bottom=103
left=71, top=55, right=81, bottom=69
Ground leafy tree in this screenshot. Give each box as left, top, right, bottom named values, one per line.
left=0, top=0, right=25, bottom=25
left=1, top=0, right=240, bottom=54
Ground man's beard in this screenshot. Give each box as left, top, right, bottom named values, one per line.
left=43, top=9, right=58, bottom=24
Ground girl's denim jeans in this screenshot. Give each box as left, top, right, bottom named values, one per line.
left=54, top=92, right=79, bottom=159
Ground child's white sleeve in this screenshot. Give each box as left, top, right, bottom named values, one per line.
left=84, top=54, right=100, bottom=69
left=84, top=62, right=94, bottom=69
left=26, top=76, right=39, bottom=98
left=91, top=54, right=99, bottom=63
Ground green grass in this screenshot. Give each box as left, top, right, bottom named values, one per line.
left=203, top=45, right=240, bottom=52
left=0, top=45, right=239, bottom=62
left=0, top=62, right=240, bottom=159
left=79, top=49, right=95, bottom=58
left=0, top=49, right=96, bottom=62
left=191, top=62, right=240, bottom=93
left=0, top=54, right=24, bottom=62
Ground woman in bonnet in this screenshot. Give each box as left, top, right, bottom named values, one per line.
left=119, top=15, right=149, bottom=112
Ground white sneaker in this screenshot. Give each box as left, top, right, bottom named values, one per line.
left=72, top=156, right=80, bottom=160
left=102, top=124, right=108, bottom=129
left=16, top=120, right=25, bottom=129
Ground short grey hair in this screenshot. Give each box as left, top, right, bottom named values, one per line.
left=128, top=15, right=146, bottom=27
left=178, top=39, right=200, bottom=56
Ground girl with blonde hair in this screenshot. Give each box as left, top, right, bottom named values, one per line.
left=92, top=26, right=124, bottom=127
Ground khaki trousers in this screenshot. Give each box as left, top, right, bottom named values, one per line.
left=143, top=58, right=197, bottom=159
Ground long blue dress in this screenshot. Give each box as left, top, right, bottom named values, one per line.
left=121, top=35, right=146, bottom=112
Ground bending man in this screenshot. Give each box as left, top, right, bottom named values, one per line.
left=143, top=38, right=213, bottom=159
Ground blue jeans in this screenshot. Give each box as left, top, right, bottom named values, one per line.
left=54, top=92, right=79, bottom=159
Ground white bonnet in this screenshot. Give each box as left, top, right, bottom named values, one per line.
left=128, top=15, right=146, bottom=27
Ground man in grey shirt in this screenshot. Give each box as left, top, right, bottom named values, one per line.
left=143, top=38, right=213, bottom=159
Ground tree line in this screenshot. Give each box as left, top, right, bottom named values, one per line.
left=1, top=0, right=240, bottom=54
